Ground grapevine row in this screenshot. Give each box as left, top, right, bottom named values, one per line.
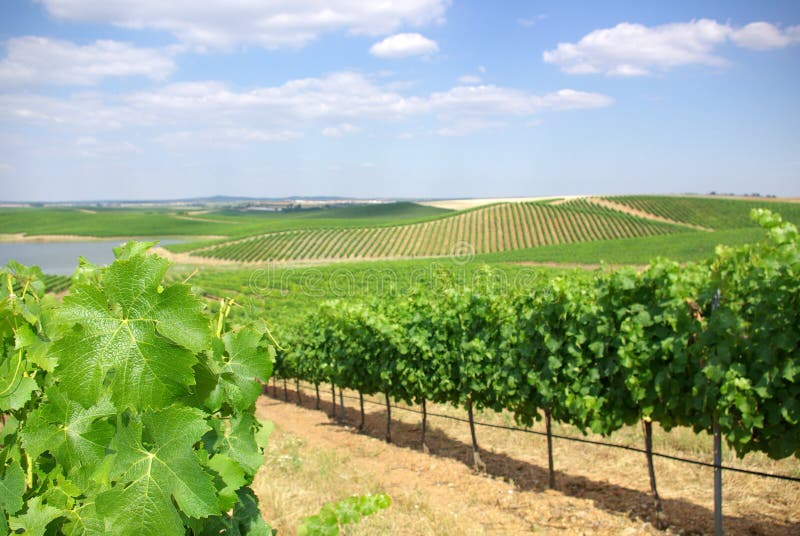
left=275, top=209, right=799, bottom=473
left=196, top=202, right=682, bottom=262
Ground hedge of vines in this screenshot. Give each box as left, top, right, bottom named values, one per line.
left=275, top=209, right=800, bottom=461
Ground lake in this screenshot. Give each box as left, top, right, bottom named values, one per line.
left=0, top=239, right=184, bottom=275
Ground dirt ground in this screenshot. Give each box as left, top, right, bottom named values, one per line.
left=253, top=386, right=800, bottom=535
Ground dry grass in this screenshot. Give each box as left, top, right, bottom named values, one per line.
left=253, top=406, right=506, bottom=535
left=257, top=383, right=800, bottom=535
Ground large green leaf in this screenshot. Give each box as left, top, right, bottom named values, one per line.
left=96, top=406, right=219, bottom=535
left=53, top=252, right=210, bottom=409
left=207, top=328, right=272, bottom=411
left=8, top=496, right=62, bottom=536
left=0, top=461, right=25, bottom=520
left=21, top=386, right=115, bottom=471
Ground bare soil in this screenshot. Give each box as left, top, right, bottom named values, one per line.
left=255, top=386, right=800, bottom=535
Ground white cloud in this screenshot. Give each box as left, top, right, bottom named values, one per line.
left=0, top=36, right=174, bottom=86
left=38, top=0, right=451, bottom=50
left=544, top=19, right=800, bottom=76
left=424, top=85, right=612, bottom=116
left=458, top=75, right=482, bottom=85
left=370, top=33, right=439, bottom=58
left=0, top=92, right=144, bottom=129
left=322, top=123, right=361, bottom=137
left=731, top=22, right=800, bottom=50
left=2, top=72, right=612, bottom=142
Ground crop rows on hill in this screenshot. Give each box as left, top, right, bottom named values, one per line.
left=195, top=202, right=681, bottom=262
left=603, top=195, right=800, bottom=230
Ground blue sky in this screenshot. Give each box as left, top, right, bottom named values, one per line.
left=0, top=0, right=798, bottom=202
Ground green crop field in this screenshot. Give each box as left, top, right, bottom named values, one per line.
left=0, top=202, right=451, bottom=239
left=6, top=196, right=798, bottom=267
left=601, top=195, right=800, bottom=229
left=192, top=200, right=682, bottom=262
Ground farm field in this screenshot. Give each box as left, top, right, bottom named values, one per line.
left=190, top=199, right=680, bottom=263
left=0, top=202, right=451, bottom=240
left=169, top=195, right=800, bottom=265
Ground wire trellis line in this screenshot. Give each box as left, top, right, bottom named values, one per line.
left=287, top=380, right=800, bottom=484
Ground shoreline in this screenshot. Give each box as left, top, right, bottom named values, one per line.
left=0, top=233, right=224, bottom=244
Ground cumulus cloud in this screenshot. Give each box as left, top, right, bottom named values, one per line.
left=0, top=36, right=174, bottom=86
left=731, top=22, right=800, bottom=50
left=2, top=72, right=612, bottom=141
left=424, top=85, right=612, bottom=117
left=544, top=19, right=800, bottom=76
left=370, top=33, right=439, bottom=58
left=37, top=0, right=451, bottom=50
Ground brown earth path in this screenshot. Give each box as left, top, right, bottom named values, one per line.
left=254, top=394, right=663, bottom=535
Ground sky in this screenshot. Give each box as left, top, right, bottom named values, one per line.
left=0, top=1, right=799, bottom=202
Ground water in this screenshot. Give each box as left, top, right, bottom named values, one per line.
left=0, top=239, right=184, bottom=275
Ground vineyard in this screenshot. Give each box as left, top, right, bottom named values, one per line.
left=269, top=209, right=799, bottom=532
left=601, top=196, right=800, bottom=230
left=2, top=209, right=799, bottom=534
left=193, top=199, right=681, bottom=262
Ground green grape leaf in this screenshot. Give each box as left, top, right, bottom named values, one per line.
left=0, top=373, right=37, bottom=411
left=208, top=328, right=272, bottom=411
left=298, top=493, right=391, bottom=536
left=0, top=461, right=25, bottom=518
left=208, top=453, right=247, bottom=511
left=53, top=252, right=210, bottom=409
left=206, top=413, right=265, bottom=476
left=232, top=487, right=273, bottom=536
left=61, top=501, right=106, bottom=536
left=21, top=386, right=115, bottom=470
left=8, top=496, right=62, bottom=536
left=96, top=406, right=219, bottom=535
left=15, top=323, right=57, bottom=372
left=254, top=419, right=274, bottom=450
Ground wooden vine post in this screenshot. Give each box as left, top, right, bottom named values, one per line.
left=338, top=388, right=345, bottom=422
left=713, top=418, right=723, bottom=536
left=711, top=288, right=723, bottom=536
left=544, top=407, right=555, bottom=489
left=331, top=383, right=337, bottom=419
left=358, top=392, right=365, bottom=431
left=421, top=398, right=429, bottom=454
left=467, top=396, right=485, bottom=471
left=642, top=419, right=665, bottom=528
left=385, top=392, right=392, bottom=443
